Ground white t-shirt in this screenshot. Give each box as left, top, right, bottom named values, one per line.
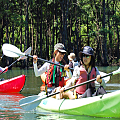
left=33, top=61, right=72, bottom=78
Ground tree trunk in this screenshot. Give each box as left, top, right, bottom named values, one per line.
left=102, top=0, right=108, bottom=66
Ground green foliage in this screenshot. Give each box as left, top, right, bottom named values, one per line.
left=0, top=0, right=120, bottom=67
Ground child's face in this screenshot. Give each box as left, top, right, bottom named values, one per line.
left=82, top=54, right=91, bottom=66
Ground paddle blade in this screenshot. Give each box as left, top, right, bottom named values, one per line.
left=2, top=43, right=25, bottom=57
left=19, top=94, right=47, bottom=111
left=112, top=67, right=120, bottom=75
left=18, top=47, right=32, bottom=60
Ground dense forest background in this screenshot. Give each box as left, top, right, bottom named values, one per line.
left=0, top=0, right=120, bottom=69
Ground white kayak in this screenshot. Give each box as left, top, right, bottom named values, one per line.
left=19, top=67, right=120, bottom=118
left=38, top=90, right=120, bottom=118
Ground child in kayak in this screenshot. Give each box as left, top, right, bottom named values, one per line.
left=33, top=43, right=72, bottom=99
left=68, top=53, right=78, bottom=74
left=60, top=46, right=106, bottom=99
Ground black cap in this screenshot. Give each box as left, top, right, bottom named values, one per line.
left=79, top=46, right=94, bottom=58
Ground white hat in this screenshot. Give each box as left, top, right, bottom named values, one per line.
left=54, top=43, right=66, bottom=53
left=68, top=53, right=76, bottom=61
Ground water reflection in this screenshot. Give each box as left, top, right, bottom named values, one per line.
left=0, top=93, right=25, bottom=119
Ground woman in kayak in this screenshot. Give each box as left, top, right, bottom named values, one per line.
left=33, top=43, right=72, bottom=99
left=60, top=46, right=106, bottom=99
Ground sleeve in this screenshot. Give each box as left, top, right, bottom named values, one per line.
left=64, top=66, right=80, bottom=89
left=33, top=62, right=50, bottom=77
left=95, top=67, right=106, bottom=88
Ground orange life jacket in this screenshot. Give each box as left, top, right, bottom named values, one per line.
left=76, top=65, right=96, bottom=94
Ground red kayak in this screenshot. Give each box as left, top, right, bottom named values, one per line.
left=0, top=75, right=26, bottom=93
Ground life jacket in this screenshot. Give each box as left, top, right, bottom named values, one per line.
left=76, top=65, right=96, bottom=94
left=46, top=58, right=64, bottom=87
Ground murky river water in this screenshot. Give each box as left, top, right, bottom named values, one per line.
left=0, top=66, right=120, bottom=120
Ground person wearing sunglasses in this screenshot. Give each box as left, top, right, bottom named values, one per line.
left=60, top=46, right=106, bottom=99
left=33, top=43, right=72, bottom=99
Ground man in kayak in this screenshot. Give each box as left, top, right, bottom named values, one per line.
left=33, top=43, right=72, bottom=99
left=60, top=46, right=106, bottom=99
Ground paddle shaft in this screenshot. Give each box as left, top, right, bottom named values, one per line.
left=45, top=72, right=113, bottom=97
left=2, top=44, right=73, bottom=70
left=20, top=72, right=112, bottom=109
left=0, top=58, right=19, bottom=75
left=0, top=47, right=31, bottom=75
left=27, top=54, right=74, bottom=70
left=19, top=68, right=120, bottom=110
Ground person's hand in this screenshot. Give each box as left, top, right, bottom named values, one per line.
left=60, top=87, right=65, bottom=93
left=33, top=55, right=38, bottom=64
left=96, top=75, right=102, bottom=83
left=56, top=86, right=63, bottom=99
left=64, top=64, right=69, bottom=72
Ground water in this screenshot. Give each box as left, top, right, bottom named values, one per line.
left=0, top=66, right=120, bottom=120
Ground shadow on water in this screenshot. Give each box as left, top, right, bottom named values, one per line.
left=0, top=66, right=120, bottom=119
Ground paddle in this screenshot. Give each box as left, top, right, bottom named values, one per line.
left=2, top=43, right=74, bottom=70
left=19, top=67, right=120, bottom=111
left=0, top=46, right=31, bottom=75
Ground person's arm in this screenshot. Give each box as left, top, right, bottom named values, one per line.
left=33, top=55, right=50, bottom=77
left=33, top=62, right=50, bottom=77
left=64, top=64, right=72, bottom=78
left=66, top=69, right=72, bottom=78
left=96, top=67, right=106, bottom=88
left=64, top=66, right=80, bottom=89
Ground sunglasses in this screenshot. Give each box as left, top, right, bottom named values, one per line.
left=59, top=51, right=66, bottom=55
left=83, top=54, right=90, bottom=58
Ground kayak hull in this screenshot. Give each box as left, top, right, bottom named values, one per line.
left=0, top=75, right=26, bottom=93
left=38, top=90, right=120, bottom=118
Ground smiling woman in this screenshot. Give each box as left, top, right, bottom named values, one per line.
left=33, top=43, right=72, bottom=98
left=59, top=46, right=107, bottom=99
